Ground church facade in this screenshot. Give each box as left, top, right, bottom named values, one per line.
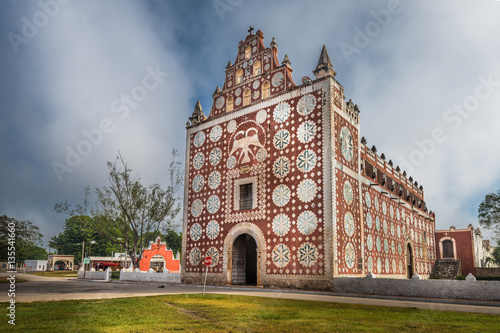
left=182, top=29, right=436, bottom=290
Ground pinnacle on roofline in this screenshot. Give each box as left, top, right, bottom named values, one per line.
left=313, top=45, right=336, bottom=78
left=317, top=45, right=332, bottom=68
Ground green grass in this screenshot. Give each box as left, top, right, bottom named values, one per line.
left=1, top=294, right=499, bottom=332
left=28, top=271, right=78, bottom=277
left=0, top=278, right=27, bottom=283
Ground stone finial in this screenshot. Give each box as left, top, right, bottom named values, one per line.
left=226, top=60, right=232, bottom=68
left=282, top=54, right=291, bottom=67
left=465, top=273, right=476, bottom=281
left=270, top=37, right=278, bottom=50
left=419, top=185, right=423, bottom=191
left=411, top=273, right=421, bottom=280
left=396, top=166, right=401, bottom=172
left=409, top=176, right=413, bottom=182
left=188, top=100, right=207, bottom=126
left=388, top=160, right=393, bottom=166
left=371, top=145, right=377, bottom=153
left=403, top=170, right=407, bottom=177
left=361, top=137, right=367, bottom=145
left=313, top=45, right=336, bottom=79
left=213, top=86, right=221, bottom=96
left=380, top=153, right=386, bottom=160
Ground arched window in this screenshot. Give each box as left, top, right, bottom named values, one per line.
left=262, top=81, right=270, bottom=98
left=253, top=61, right=261, bottom=76
left=245, top=46, right=251, bottom=59
left=226, top=95, right=233, bottom=112
left=442, top=240, right=454, bottom=258
left=236, top=69, right=243, bottom=84
left=243, top=88, right=251, bottom=106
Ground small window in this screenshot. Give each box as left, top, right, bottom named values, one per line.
left=253, top=61, right=261, bottom=76
left=262, top=81, right=270, bottom=98
left=245, top=46, right=251, bottom=59
left=239, top=183, right=253, bottom=210
left=227, top=95, right=233, bottom=112
left=236, top=69, right=243, bottom=84
left=365, top=161, right=373, bottom=178
left=243, top=88, right=251, bottom=106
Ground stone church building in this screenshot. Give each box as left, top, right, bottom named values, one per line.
left=182, top=28, right=436, bottom=290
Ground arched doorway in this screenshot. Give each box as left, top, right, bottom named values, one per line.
left=406, top=244, right=414, bottom=279
left=442, top=240, right=454, bottom=258
left=232, top=234, right=257, bottom=285
left=149, top=255, right=166, bottom=272
left=54, top=261, right=66, bottom=271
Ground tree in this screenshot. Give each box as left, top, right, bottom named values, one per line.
left=49, top=215, right=120, bottom=265
left=478, top=189, right=500, bottom=242
left=0, top=215, right=47, bottom=264
left=164, top=229, right=182, bottom=257
left=55, top=150, right=183, bottom=268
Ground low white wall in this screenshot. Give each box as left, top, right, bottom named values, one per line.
left=78, top=269, right=110, bottom=281
left=333, top=277, right=500, bottom=301
left=120, top=271, right=180, bottom=284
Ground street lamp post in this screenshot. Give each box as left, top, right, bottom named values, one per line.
left=89, top=241, right=96, bottom=270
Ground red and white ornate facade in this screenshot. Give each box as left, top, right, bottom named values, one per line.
left=182, top=29, right=436, bottom=290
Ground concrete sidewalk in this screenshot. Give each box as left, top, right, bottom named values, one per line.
left=2, top=273, right=499, bottom=314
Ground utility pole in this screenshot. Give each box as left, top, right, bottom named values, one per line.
left=81, top=240, right=85, bottom=269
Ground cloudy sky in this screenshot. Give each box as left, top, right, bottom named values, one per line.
left=1, top=0, right=499, bottom=246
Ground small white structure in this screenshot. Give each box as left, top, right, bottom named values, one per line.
left=24, top=260, right=47, bottom=271
left=47, top=255, right=74, bottom=271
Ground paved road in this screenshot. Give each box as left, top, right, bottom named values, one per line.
left=1, top=272, right=499, bottom=314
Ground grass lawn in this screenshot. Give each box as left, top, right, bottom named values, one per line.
left=28, top=271, right=78, bottom=277
left=1, top=294, right=499, bottom=332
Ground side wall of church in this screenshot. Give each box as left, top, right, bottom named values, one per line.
left=359, top=149, right=436, bottom=278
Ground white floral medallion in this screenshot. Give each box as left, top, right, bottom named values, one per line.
left=297, top=178, right=317, bottom=203
left=190, top=223, right=202, bottom=241
left=297, top=211, right=317, bottom=235
left=192, top=174, right=204, bottom=192
left=298, top=242, right=318, bottom=267
left=297, top=94, right=316, bottom=116
left=272, top=244, right=290, bottom=268
left=272, top=213, right=291, bottom=236
left=296, top=149, right=316, bottom=173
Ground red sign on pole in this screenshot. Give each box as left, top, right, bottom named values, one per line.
left=204, top=256, right=212, bottom=266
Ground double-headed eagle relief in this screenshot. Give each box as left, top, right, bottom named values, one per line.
left=229, top=127, right=264, bottom=164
